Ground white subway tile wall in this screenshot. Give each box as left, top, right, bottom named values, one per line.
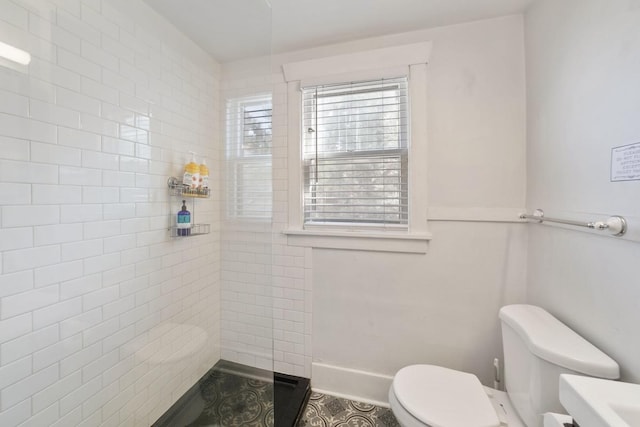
left=0, top=0, right=221, bottom=425
left=219, top=74, right=311, bottom=378
left=219, top=78, right=274, bottom=372
left=271, top=78, right=311, bottom=378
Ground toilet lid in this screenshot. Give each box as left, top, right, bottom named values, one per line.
left=392, top=365, right=500, bottom=427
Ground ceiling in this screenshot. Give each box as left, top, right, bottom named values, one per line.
left=145, top=0, right=534, bottom=63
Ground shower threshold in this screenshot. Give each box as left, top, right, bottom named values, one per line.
left=152, top=360, right=311, bottom=427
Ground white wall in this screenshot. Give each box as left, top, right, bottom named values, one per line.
left=306, top=16, right=529, bottom=403
left=223, top=14, right=528, bottom=402
left=312, top=223, right=527, bottom=397
left=0, top=0, right=221, bottom=425
left=525, top=0, right=640, bottom=382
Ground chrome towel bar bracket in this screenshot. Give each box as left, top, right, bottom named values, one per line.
left=519, top=209, right=627, bottom=236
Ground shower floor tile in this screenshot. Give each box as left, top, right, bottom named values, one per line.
left=194, top=370, right=275, bottom=426
left=153, top=363, right=398, bottom=427
left=154, top=368, right=275, bottom=426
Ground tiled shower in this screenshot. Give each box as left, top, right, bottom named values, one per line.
left=0, top=0, right=310, bottom=425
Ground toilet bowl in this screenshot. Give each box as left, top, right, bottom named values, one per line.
left=389, top=365, right=525, bottom=427
left=388, top=305, right=619, bottom=427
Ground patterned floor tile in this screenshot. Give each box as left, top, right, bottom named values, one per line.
left=186, top=369, right=274, bottom=426
left=297, top=392, right=400, bottom=427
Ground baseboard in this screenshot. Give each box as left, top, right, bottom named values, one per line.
left=311, top=362, right=393, bottom=407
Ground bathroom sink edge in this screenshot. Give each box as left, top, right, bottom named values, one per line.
left=559, top=374, right=640, bottom=427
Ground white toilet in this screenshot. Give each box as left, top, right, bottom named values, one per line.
left=389, top=304, right=620, bottom=427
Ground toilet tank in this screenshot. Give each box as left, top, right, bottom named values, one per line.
left=499, top=305, right=619, bottom=427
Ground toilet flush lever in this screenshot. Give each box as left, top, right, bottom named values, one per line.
left=493, top=358, right=501, bottom=390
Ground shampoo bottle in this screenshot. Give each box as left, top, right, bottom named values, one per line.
left=183, top=152, right=200, bottom=190
left=176, top=200, right=191, bottom=236
left=199, top=159, right=209, bottom=193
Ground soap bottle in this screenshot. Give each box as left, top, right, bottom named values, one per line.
left=183, top=152, right=200, bottom=191
left=176, top=200, right=191, bottom=236
left=199, top=158, right=209, bottom=194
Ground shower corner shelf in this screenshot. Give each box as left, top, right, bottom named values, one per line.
left=169, top=223, right=211, bottom=238
left=168, top=177, right=211, bottom=238
left=167, top=176, right=211, bottom=198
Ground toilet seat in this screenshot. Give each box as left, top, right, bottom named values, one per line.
left=391, top=365, right=500, bottom=427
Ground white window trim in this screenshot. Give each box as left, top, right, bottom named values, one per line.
left=283, top=42, right=432, bottom=253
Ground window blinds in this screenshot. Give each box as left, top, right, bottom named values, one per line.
left=302, top=77, right=409, bottom=225
left=225, top=97, right=272, bottom=219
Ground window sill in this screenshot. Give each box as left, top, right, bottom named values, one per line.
left=283, top=229, right=431, bottom=253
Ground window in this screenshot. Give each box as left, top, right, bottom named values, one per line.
left=225, top=96, right=272, bottom=219
left=282, top=43, right=431, bottom=252
left=302, top=78, right=409, bottom=227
